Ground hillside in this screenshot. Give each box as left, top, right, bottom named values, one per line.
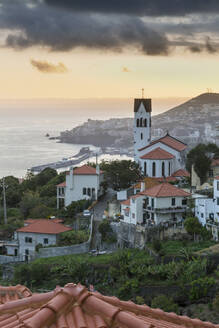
left=59, top=93, right=219, bottom=150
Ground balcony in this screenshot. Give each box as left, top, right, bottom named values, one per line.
left=143, top=206, right=187, bottom=214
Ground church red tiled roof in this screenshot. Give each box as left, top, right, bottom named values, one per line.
left=121, top=199, right=130, bottom=206
left=0, top=283, right=217, bottom=328
left=17, top=220, right=72, bottom=234
left=141, top=183, right=191, bottom=198
left=140, top=147, right=175, bottom=160
left=139, top=134, right=187, bottom=152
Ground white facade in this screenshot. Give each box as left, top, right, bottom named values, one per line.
left=195, top=178, right=219, bottom=241
left=133, top=98, right=187, bottom=178
left=121, top=193, right=188, bottom=226
left=57, top=165, right=104, bottom=208
left=134, top=99, right=151, bottom=162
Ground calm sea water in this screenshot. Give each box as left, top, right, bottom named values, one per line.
left=0, top=107, right=130, bottom=178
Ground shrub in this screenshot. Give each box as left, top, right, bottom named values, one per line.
left=213, top=294, right=219, bottom=312
left=152, top=240, right=162, bottom=253
left=58, top=230, right=89, bottom=246
left=151, top=295, right=179, bottom=314
left=189, top=277, right=215, bottom=301
left=136, top=296, right=145, bottom=305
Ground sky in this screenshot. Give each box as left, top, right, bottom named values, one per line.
left=0, top=0, right=219, bottom=102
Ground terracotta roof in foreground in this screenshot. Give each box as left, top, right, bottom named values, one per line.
left=140, top=147, right=175, bottom=160
left=0, top=283, right=218, bottom=328
left=66, top=165, right=103, bottom=176
left=141, top=183, right=191, bottom=198
left=139, top=134, right=187, bottom=152
left=17, top=220, right=72, bottom=234
left=172, top=169, right=190, bottom=178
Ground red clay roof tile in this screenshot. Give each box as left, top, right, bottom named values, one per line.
left=141, top=183, right=191, bottom=197
left=139, top=134, right=187, bottom=152
left=140, top=147, right=175, bottom=160
left=0, top=284, right=218, bottom=328
left=121, top=199, right=130, bottom=206
left=17, top=220, right=72, bottom=234
left=172, top=169, right=190, bottom=178
left=211, top=159, right=219, bottom=167
left=66, top=165, right=103, bottom=176
left=56, top=181, right=66, bottom=187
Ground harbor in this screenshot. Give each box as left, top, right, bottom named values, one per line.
left=29, top=146, right=133, bottom=173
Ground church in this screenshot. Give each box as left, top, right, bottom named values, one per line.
left=134, top=97, right=188, bottom=178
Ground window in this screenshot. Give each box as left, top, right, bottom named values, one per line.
left=132, top=213, right=135, bottom=219
left=87, top=188, right=91, bottom=196
left=152, top=162, right=156, bottom=177
left=44, top=238, right=48, bottom=244
left=136, top=119, right=139, bottom=127
left=83, top=188, right=86, bottom=195
left=217, top=182, right=219, bottom=191
left=140, top=118, right=143, bottom=127
left=132, top=198, right=135, bottom=203
left=141, top=133, right=143, bottom=140
left=14, top=249, right=18, bottom=256
left=171, top=198, right=176, bottom=206
left=144, top=162, right=147, bottom=176
left=201, top=213, right=204, bottom=218
left=162, top=162, right=165, bottom=177
left=151, top=198, right=154, bottom=209
left=182, top=199, right=187, bottom=206
left=209, top=169, right=214, bottom=177
left=217, top=198, right=219, bottom=206
left=25, top=237, right=32, bottom=243
left=144, top=118, right=147, bottom=127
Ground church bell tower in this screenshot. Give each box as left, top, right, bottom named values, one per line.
left=134, top=93, right=152, bottom=163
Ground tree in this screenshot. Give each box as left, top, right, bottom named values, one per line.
left=19, top=191, right=41, bottom=218
left=184, top=217, right=202, bottom=241
left=151, top=295, right=179, bottom=314
left=100, top=160, right=142, bottom=190
left=0, top=176, right=22, bottom=207
left=186, top=143, right=219, bottom=184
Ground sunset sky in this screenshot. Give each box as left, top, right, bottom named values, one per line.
left=0, top=0, right=219, bottom=100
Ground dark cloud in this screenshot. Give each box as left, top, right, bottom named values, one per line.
left=0, top=2, right=169, bottom=55
left=30, top=59, right=68, bottom=73
left=44, top=0, right=219, bottom=16
left=0, top=1, right=218, bottom=55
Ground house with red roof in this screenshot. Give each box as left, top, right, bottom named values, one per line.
left=5, top=219, right=72, bottom=261
left=0, top=283, right=218, bottom=328
left=133, top=98, right=188, bottom=179
left=57, top=164, right=104, bottom=208
left=121, top=183, right=190, bottom=226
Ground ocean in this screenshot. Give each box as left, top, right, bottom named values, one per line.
left=0, top=104, right=130, bottom=178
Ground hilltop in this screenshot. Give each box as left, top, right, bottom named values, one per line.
left=59, top=93, right=219, bottom=150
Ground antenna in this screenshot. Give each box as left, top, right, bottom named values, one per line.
left=141, top=88, right=144, bottom=99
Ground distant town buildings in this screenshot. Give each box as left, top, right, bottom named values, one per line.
left=56, top=164, right=104, bottom=208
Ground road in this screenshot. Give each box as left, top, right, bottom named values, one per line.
left=93, top=188, right=116, bottom=221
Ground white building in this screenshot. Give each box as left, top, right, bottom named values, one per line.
left=133, top=98, right=188, bottom=178
left=121, top=183, right=190, bottom=226
left=5, top=219, right=71, bottom=261
left=57, top=164, right=104, bottom=208
left=195, top=177, right=219, bottom=240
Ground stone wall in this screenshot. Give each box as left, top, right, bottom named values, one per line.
left=0, top=255, right=23, bottom=264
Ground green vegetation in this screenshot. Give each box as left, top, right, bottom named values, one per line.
left=98, top=219, right=117, bottom=243
left=151, top=295, right=179, bottom=314
left=186, top=143, right=219, bottom=183
left=57, top=230, right=89, bottom=246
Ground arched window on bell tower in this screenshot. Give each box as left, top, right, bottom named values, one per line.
left=136, top=119, right=139, bottom=127
left=152, top=162, right=156, bottom=177
left=144, top=119, right=147, bottom=127
left=140, top=118, right=143, bottom=127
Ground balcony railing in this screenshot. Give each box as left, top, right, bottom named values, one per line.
left=143, top=206, right=187, bottom=214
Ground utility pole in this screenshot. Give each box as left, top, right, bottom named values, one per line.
left=2, top=178, right=7, bottom=225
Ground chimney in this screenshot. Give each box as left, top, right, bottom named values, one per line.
left=69, top=166, right=74, bottom=190
left=141, top=181, right=145, bottom=192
